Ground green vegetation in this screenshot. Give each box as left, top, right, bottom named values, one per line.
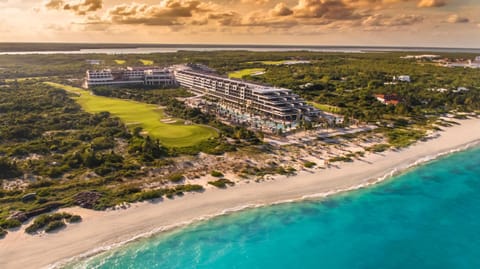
left=385, top=128, right=425, bottom=148
left=0, top=228, right=7, bottom=239
left=238, top=161, right=297, bottom=178
left=247, top=60, right=286, bottom=65
left=25, top=212, right=73, bottom=234
left=0, top=219, right=22, bottom=229
left=0, top=158, right=22, bottom=179
left=168, top=173, right=184, bottom=183
left=139, top=59, right=154, bottom=65
left=0, top=82, right=212, bottom=226
left=228, top=68, right=265, bottom=79
left=45, top=82, right=218, bottom=148
left=304, top=161, right=316, bottom=168
left=210, top=171, right=224, bottom=178
left=138, top=184, right=204, bottom=200
left=367, top=143, right=390, bottom=153
left=45, top=220, right=66, bottom=233
left=208, top=178, right=235, bottom=188
left=308, top=102, right=342, bottom=113
left=67, top=215, right=82, bottom=223
left=329, top=156, right=354, bottom=163
left=275, top=166, right=297, bottom=175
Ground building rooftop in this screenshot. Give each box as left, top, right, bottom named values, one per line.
left=177, top=68, right=291, bottom=94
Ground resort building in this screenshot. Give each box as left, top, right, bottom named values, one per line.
left=375, top=94, right=400, bottom=106
left=174, top=66, right=319, bottom=121
left=85, top=67, right=175, bottom=88
left=394, top=75, right=411, bottom=82
left=85, top=65, right=320, bottom=123
left=443, top=56, right=480, bottom=69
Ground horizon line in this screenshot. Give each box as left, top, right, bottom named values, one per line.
left=0, top=42, right=479, bottom=51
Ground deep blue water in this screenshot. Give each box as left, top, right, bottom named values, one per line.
left=75, top=146, right=480, bottom=269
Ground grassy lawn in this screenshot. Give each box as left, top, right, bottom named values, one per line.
left=247, top=60, right=286, bottom=65
left=308, top=102, right=342, bottom=113
left=228, top=68, right=266, bottom=79
left=5, top=76, right=55, bottom=82
left=44, top=82, right=218, bottom=148
left=115, top=60, right=126, bottom=65
left=246, top=60, right=310, bottom=65
left=139, top=59, right=154, bottom=65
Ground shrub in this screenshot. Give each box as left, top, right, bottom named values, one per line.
left=137, top=189, right=164, bottom=201
left=49, top=212, right=71, bottom=221
left=304, top=161, right=316, bottom=168
left=176, top=184, right=204, bottom=192
left=286, top=167, right=297, bottom=174
left=67, top=215, right=82, bottom=223
left=94, top=166, right=115, bottom=176
left=386, top=128, right=425, bottom=148
left=0, top=158, right=22, bottom=179
left=210, top=171, right=224, bottom=178
left=329, top=156, right=353, bottom=163
left=91, top=137, right=114, bottom=150
left=368, top=144, right=390, bottom=153
left=0, top=219, right=22, bottom=229
left=25, top=213, right=74, bottom=234
left=116, top=185, right=142, bottom=196
left=45, top=220, right=66, bottom=233
left=25, top=224, right=41, bottom=234
left=168, top=173, right=184, bottom=183
left=208, top=179, right=235, bottom=188
left=29, top=180, right=55, bottom=188
left=0, top=228, right=7, bottom=239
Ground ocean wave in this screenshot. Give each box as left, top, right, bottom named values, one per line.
left=48, top=139, right=480, bottom=269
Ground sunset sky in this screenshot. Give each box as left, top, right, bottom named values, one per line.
left=1, top=0, right=479, bottom=47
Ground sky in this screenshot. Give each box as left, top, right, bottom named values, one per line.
left=0, top=0, right=479, bottom=47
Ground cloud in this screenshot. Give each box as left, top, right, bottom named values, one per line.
left=46, top=23, right=66, bottom=31
left=68, top=0, right=455, bottom=36
left=446, top=14, right=469, bottom=23
left=270, top=3, right=293, bottom=17
left=100, top=0, right=213, bottom=26
left=44, top=0, right=103, bottom=15
left=208, top=11, right=242, bottom=26
left=292, top=0, right=361, bottom=20
left=417, top=0, right=446, bottom=8
left=362, top=13, right=424, bottom=27
left=240, top=0, right=269, bottom=4
left=205, top=8, right=298, bottom=28
left=64, top=0, right=103, bottom=15
left=245, top=11, right=299, bottom=28
left=44, top=0, right=64, bottom=9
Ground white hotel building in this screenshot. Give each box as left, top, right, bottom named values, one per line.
left=85, top=67, right=175, bottom=88
left=174, top=68, right=319, bottom=121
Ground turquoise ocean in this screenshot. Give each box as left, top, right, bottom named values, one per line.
left=72, top=146, right=480, bottom=269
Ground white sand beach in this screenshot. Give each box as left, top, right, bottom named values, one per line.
left=1, top=118, right=480, bottom=269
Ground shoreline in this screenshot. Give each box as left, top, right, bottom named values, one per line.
left=1, top=118, right=480, bottom=269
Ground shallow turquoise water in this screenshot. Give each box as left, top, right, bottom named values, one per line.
left=77, top=146, right=480, bottom=269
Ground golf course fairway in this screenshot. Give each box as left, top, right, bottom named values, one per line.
left=45, top=82, right=217, bottom=148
